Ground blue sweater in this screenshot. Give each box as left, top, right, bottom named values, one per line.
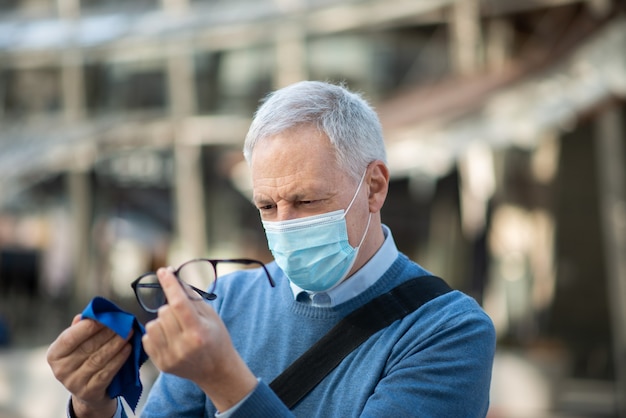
left=141, top=253, right=496, bottom=417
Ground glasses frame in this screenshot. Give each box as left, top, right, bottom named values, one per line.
left=130, top=258, right=275, bottom=313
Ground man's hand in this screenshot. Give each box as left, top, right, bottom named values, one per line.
left=142, top=267, right=258, bottom=412
left=47, top=314, right=132, bottom=418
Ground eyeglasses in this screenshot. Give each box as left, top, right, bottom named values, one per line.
left=130, top=258, right=275, bottom=313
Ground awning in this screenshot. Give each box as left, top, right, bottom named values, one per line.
left=381, top=16, right=626, bottom=180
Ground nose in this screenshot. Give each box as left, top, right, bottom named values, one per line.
left=274, top=204, right=300, bottom=222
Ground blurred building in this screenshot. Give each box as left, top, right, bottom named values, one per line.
left=0, top=0, right=625, bottom=416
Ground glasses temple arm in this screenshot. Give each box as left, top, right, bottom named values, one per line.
left=260, top=264, right=276, bottom=287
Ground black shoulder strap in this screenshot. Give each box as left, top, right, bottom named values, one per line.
left=269, top=275, right=452, bottom=409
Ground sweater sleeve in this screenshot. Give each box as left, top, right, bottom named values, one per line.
left=141, top=372, right=210, bottom=417
left=67, top=397, right=126, bottom=418
left=228, top=381, right=294, bottom=418
left=360, top=305, right=496, bottom=418
left=143, top=375, right=294, bottom=418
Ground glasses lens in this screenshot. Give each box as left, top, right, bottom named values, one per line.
left=135, top=273, right=166, bottom=311
left=177, top=260, right=217, bottom=299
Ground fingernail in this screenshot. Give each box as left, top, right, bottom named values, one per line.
left=157, top=266, right=175, bottom=274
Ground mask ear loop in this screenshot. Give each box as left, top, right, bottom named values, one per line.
left=343, top=170, right=368, bottom=217
left=326, top=212, right=372, bottom=292
left=326, top=171, right=372, bottom=292
left=356, top=212, right=372, bottom=250
left=346, top=169, right=372, bottom=250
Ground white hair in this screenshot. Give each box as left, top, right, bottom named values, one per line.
left=243, top=81, right=387, bottom=180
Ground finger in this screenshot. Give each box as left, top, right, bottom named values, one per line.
left=50, top=319, right=108, bottom=359
left=73, top=341, right=132, bottom=400
left=77, top=324, right=121, bottom=358
left=102, top=342, right=133, bottom=380
left=80, top=332, right=131, bottom=377
left=50, top=327, right=131, bottom=394
left=85, top=340, right=132, bottom=386
left=157, top=267, right=199, bottom=327
left=143, top=317, right=168, bottom=350
left=157, top=304, right=184, bottom=336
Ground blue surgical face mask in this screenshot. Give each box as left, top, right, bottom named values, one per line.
left=262, top=172, right=371, bottom=292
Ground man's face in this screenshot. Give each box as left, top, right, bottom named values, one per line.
left=250, top=124, right=369, bottom=247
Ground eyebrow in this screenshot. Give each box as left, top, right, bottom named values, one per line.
left=252, top=195, right=274, bottom=206
left=252, top=179, right=336, bottom=205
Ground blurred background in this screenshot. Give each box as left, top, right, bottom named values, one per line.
left=0, top=0, right=625, bottom=416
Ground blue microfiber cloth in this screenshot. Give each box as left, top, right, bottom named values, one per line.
left=81, top=296, right=149, bottom=412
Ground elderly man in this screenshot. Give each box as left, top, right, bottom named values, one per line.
left=48, top=81, right=496, bottom=417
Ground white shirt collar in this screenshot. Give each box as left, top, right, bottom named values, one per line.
left=290, top=224, right=398, bottom=307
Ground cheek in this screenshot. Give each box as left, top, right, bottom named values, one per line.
left=346, top=200, right=371, bottom=247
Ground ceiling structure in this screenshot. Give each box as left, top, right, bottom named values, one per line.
left=0, top=0, right=624, bottom=205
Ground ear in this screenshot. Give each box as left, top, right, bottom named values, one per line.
left=367, top=160, right=389, bottom=213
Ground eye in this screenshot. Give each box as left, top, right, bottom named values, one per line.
left=253, top=196, right=275, bottom=212
left=256, top=202, right=276, bottom=213
left=296, top=200, right=317, bottom=206
left=296, top=199, right=325, bottom=209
